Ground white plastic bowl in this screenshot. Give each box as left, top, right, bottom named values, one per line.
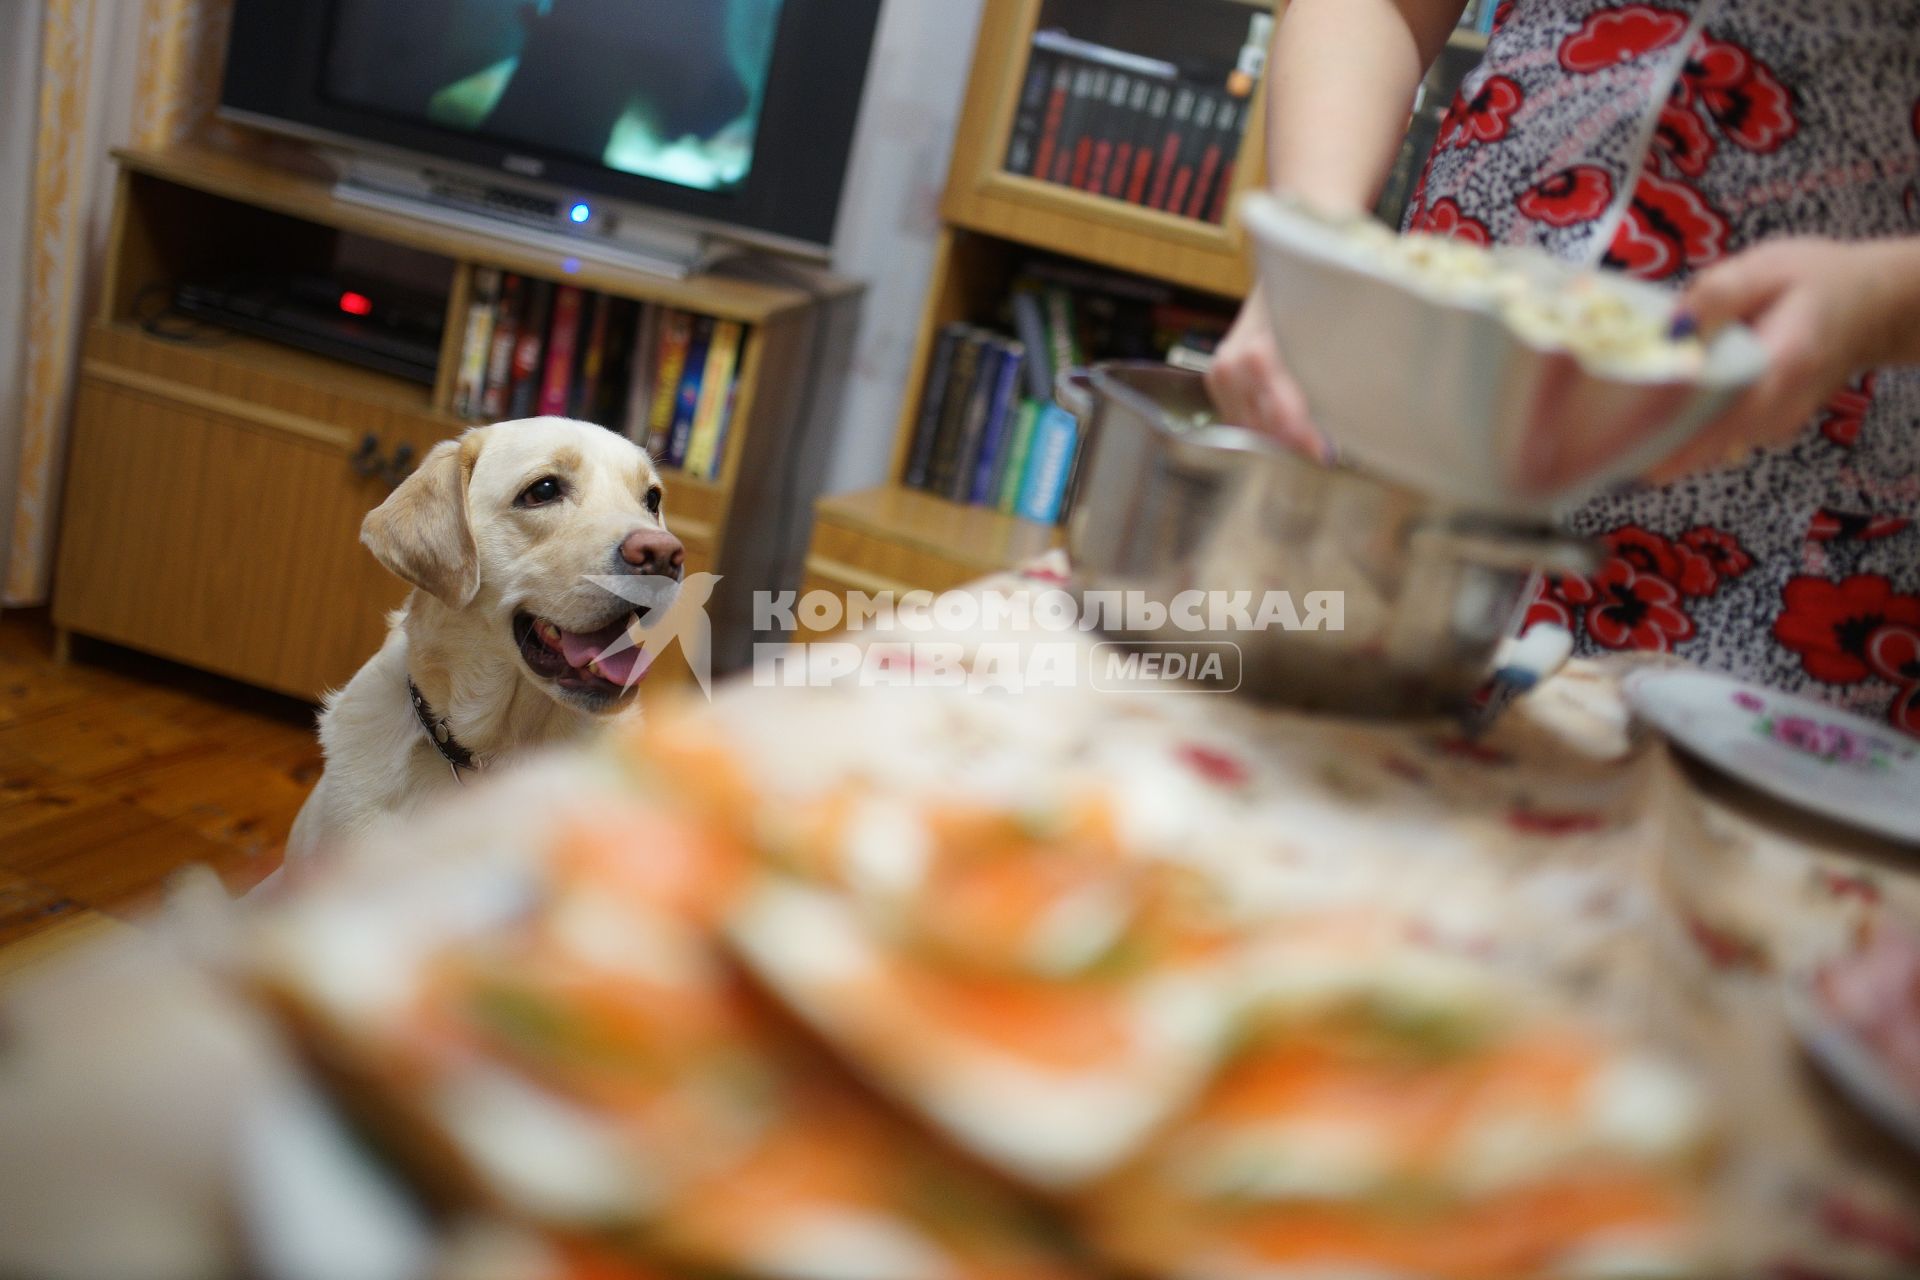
left=1240, top=193, right=1769, bottom=519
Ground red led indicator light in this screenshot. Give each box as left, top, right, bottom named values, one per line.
left=338, top=290, right=373, bottom=316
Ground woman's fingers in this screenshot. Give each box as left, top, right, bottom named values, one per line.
left=1206, top=296, right=1329, bottom=457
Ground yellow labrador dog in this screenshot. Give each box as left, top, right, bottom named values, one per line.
left=285, top=416, right=681, bottom=861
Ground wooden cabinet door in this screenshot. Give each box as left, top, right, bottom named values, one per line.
left=53, top=375, right=436, bottom=700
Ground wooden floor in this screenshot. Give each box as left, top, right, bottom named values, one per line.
left=0, top=607, right=321, bottom=955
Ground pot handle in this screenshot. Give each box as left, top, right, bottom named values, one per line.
left=1414, top=525, right=1601, bottom=578
left=1054, top=368, right=1094, bottom=420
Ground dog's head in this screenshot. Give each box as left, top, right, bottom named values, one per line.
left=361, top=416, right=683, bottom=712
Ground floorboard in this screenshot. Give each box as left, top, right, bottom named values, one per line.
left=0, top=609, right=320, bottom=953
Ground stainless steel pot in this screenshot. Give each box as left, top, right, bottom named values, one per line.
left=1059, top=362, right=1597, bottom=719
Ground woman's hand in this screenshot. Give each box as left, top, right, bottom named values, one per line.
left=1205, top=286, right=1329, bottom=458
left=1647, top=236, right=1920, bottom=482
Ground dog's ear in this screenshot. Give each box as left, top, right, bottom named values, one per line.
left=361, top=436, right=481, bottom=606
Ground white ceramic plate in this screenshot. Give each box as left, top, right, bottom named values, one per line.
left=1783, top=973, right=1920, bottom=1158
left=1622, top=669, right=1920, bottom=846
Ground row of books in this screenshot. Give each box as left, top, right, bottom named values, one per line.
left=1003, top=28, right=1260, bottom=226
left=902, top=265, right=1233, bottom=525
left=450, top=270, right=745, bottom=480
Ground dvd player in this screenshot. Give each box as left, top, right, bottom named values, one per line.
left=173, top=274, right=444, bottom=385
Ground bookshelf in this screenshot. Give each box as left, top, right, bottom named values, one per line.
left=803, top=0, right=1493, bottom=603
left=804, top=0, right=1274, bottom=602
left=53, top=143, right=857, bottom=699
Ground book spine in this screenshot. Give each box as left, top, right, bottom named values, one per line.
left=479, top=274, right=523, bottom=420
left=1072, top=68, right=1110, bottom=191
left=945, top=339, right=1007, bottom=502
left=1129, top=83, right=1173, bottom=204
left=1148, top=86, right=1198, bottom=211
left=995, top=399, right=1042, bottom=514
left=1042, top=286, right=1080, bottom=375
left=1087, top=70, right=1131, bottom=196
left=619, top=304, right=660, bottom=446
left=507, top=279, right=553, bottom=419
left=1009, top=290, right=1054, bottom=401
left=926, top=332, right=986, bottom=497
left=1004, top=51, right=1054, bottom=176
left=647, top=310, right=694, bottom=449
left=970, top=342, right=1026, bottom=505
left=1032, top=59, right=1074, bottom=187
left=683, top=320, right=743, bottom=480
left=1186, top=95, right=1234, bottom=220
left=1052, top=63, right=1096, bottom=186
left=453, top=267, right=501, bottom=419
left=903, top=323, right=966, bottom=489
left=568, top=292, right=609, bottom=419
left=665, top=316, right=715, bottom=469
left=536, top=285, right=584, bottom=416
left=1107, top=75, right=1152, bottom=200
left=1016, top=402, right=1080, bottom=525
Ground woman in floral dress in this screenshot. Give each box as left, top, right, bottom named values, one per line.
left=1209, top=0, right=1920, bottom=735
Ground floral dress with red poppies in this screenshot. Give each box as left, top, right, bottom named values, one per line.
left=1409, top=0, right=1920, bottom=735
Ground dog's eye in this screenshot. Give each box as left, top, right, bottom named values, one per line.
left=517, top=477, right=563, bottom=508
left=645, top=487, right=663, bottom=516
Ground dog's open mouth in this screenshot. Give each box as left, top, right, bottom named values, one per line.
left=513, top=609, right=653, bottom=695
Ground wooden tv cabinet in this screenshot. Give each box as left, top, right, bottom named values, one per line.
left=52, top=143, right=857, bottom=700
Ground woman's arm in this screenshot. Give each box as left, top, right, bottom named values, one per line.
left=1207, top=0, right=1468, bottom=443
left=1265, top=0, right=1466, bottom=211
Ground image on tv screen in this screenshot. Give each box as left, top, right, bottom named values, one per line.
left=323, top=0, right=788, bottom=194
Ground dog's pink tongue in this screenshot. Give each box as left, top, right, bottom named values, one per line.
left=558, top=619, right=647, bottom=685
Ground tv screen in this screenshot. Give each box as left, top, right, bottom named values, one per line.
left=222, top=0, right=882, bottom=255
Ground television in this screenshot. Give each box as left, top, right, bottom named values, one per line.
left=220, top=0, right=884, bottom=267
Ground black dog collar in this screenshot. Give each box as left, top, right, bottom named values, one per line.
left=408, top=677, right=478, bottom=781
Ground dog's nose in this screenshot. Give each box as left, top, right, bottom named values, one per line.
left=620, top=528, right=685, bottom=579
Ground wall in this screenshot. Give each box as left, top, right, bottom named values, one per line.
left=822, top=0, right=985, bottom=494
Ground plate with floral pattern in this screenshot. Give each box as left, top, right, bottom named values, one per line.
left=1623, top=669, right=1920, bottom=846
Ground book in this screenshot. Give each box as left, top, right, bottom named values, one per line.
left=1016, top=401, right=1080, bottom=525
left=1009, top=290, right=1055, bottom=402
left=903, top=323, right=968, bottom=489
left=507, top=278, right=553, bottom=419
left=1087, top=69, right=1132, bottom=195
left=1107, top=74, right=1154, bottom=200
left=665, top=315, right=716, bottom=469
left=619, top=305, right=661, bottom=446
left=1042, top=286, right=1081, bottom=375
left=969, top=340, right=1026, bottom=505
left=994, top=398, right=1043, bottom=513
left=1070, top=67, right=1109, bottom=190
left=568, top=291, right=609, bottom=420
left=453, top=267, right=502, bottom=419
left=925, top=331, right=989, bottom=496
left=1187, top=94, right=1237, bottom=221
left=479, top=273, right=524, bottom=420
left=537, top=284, right=585, bottom=416
left=1052, top=63, right=1098, bottom=186
left=1166, top=89, right=1219, bottom=218
left=1031, top=58, right=1074, bottom=186
left=1004, top=51, right=1054, bottom=176
left=590, top=299, right=640, bottom=428
left=945, top=338, right=1011, bottom=502
left=1148, top=86, right=1199, bottom=211
left=646, top=310, right=694, bottom=451
left=683, top=320, right=743, bottom=480
left=1128, top=82, right=1174, bottom=205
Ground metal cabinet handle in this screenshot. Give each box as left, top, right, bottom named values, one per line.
left=382, top=443, right=416, bottom=489
left=349, top=432, right=382, bottom=477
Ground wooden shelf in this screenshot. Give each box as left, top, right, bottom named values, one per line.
left=110, top=144, right=828, bottom=324
left=808, top=485, right=1062, bottom=594
left=93, top=321, right=441, bottom=418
